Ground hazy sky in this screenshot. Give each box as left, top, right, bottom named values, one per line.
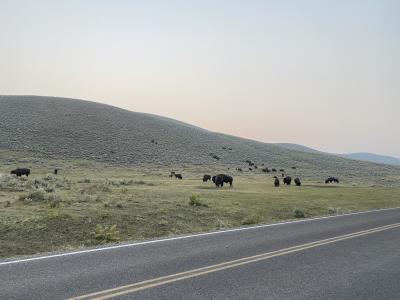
left=1, top=0, right=399, bottom=157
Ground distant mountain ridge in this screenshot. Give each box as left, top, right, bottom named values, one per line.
left=340, top=152, right=400, bottom=166
left=275, top=143, right=400, bottom=167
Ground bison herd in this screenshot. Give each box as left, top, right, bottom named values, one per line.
left=7, top=165, right=339, bottom=190
left=169, top=160, right=341, bottom=189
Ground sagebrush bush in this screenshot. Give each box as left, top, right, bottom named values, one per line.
left=293, top=208, right=307, bottom=218
left=44, top=174, right=55, bottom=181
left=48, top=194, right=62, bottom=208
left=0, top=175, right=27, bottom=191
left=78, top=178, right=91, bottom=183
left=23, top=190, right=47, bottom=202
left=241, top=215, right=261, bottom=225
left=189, top=193, right=207, bottom=207
left=94, top=224, right=120, bottom=242
left=328, top=207, right=342, bottom=215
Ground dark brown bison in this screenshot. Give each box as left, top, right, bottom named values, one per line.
left=236, top=168, right=243, bottom=172
left=325, top=177, right=339, bottom=184
left=271, top=168, right=277, bottom=172
left=262, top=168, right=271, bottom=173
left=279, top=169, right=284, bottom=172
left=203, top=175, right=211, bottom=182
left=274, top=176, right=280, bottom=187
left=174, top=174, right=183, bottom=180
left=213, top=174, right=233, bottom=188
left=283, top=176, right=292, bottom=185
left=54, top=169, right=58, bottom=175
left=295, top=178, right=301, bottom=186
left=249, top=168, right=253, bottom=171
left=10, top=168, right=30, bottom=177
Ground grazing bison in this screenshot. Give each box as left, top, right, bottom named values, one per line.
left=279, top=169, right=284, bottom=172
left=262, top=168, right=270, bottom=173
left=214, top=174, right=233, bottom=188
left=236, top=168, right=243, bottom=172
left=271, top=168, right=277, bottom=172
left=174, top=174, right=183, bottom=180
left=292, top=166, right=297, bottom=170
left=325, top=177, right=339, bottom=184
left=274, top=176, right=280, bottom=187
left=294, top=178, right=301, bottom=186
left=249, top=168, right=253, bottom=171
left=10, top=168, right=30, bottom=177
left=283, top=176, right=292, bottom=185
left=54, top=169, right=58, bottom=175
left=254, top=165, right=258, bottom=169
left=203, top=175, right=211, bottom=182
left=212, top=155, right=220, bottom=160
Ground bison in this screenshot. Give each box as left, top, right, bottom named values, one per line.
left=174, top=174, right=183, bottom=180
left=10, top=168, right=30, bottom=177
left=262, top=168, right=270, bottom=173
left=294, top=178, right=301, bottom=186
left=203, top=174, right=211, bottom=182
left=325, top=177, right=339, bottom=184
left=283, top=176, right=292, bottom=185
left=274, top=176, right=280, bottom=187
left=271, top=168, right=277, bottom=172
left=213, top=174, right=233, bottom=188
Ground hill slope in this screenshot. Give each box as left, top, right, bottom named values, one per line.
left=1, top=95, right=399, bottom=184
left=273, top=143, right=323, bottom=154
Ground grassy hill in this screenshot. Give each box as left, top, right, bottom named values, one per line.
left=1, top=95, right=400, bottom=185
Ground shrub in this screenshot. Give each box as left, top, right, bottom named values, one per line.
left=328, top=207, right=342, bottom=215
left=24, top=190, right=47, bottom=202
left=189, top=193, right=207, bottom=207
left=94, top=224, right=120, bottom=242
left=134, top=180, right=147, bottom=185
left=293, top=208, right=307, bottom=218
left=0, top=175, right=27, bottom=191
left=44, top=174, right=55, bottom=181
left=48, top=194, right=62, bottom=208
left=241, top=215, right=261, bottom=225
left=119, top=179, right=133, bottom=186
left=78, top=178, right=91, bottom=183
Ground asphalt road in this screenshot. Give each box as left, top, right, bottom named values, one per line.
left=1, top=207, right=399, bottom=300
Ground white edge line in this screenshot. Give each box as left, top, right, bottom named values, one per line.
left=0, top=206, right=399, bottom=266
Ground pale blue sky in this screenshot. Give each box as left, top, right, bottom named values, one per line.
left=1, top=0, right=399, bottom=156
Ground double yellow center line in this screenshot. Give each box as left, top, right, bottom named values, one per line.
left=69, top=222, right=400, bottom=300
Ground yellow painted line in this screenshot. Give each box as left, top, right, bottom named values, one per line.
left=68, top=222, right=400, bottom=300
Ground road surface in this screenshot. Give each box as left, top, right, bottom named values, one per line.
left=1, top=207, right=399, bottom=299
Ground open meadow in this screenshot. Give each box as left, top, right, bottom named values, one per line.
left=1, top=150, right=400, bottom=259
